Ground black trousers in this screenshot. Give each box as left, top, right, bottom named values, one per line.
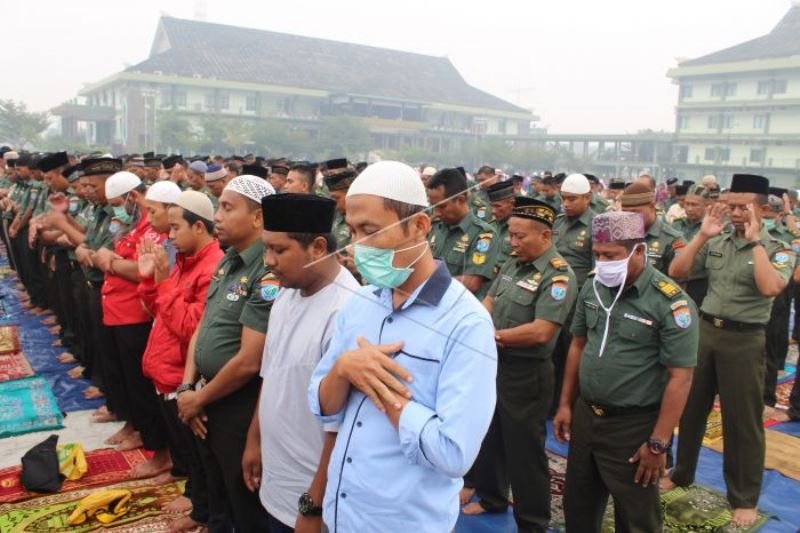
left=197, top=378, right=267, bottom=533
left=765, top=283, right=791, bottom=406
left=17, top=234, right=47, bottom=308
left=86, top=284, right=125, bottom=417
left=685, top=278, right=709, bottom=309
left=469, top=357, right=554, bottom=533
left=11, top=231, right=33, bottom=295
left=109, top=322, right=166, bottom=451
left=159, top=397, right=211, bottom=525
left=70, top=266, right=91, bottom=369
left=793, top=282, right=800, bottom=342
left=564, top=399, right=662, bottom=533
left=0, top=218, right=15, bottom=271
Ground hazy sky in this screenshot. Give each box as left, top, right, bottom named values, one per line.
left=2, top=0, right=792, bottom=133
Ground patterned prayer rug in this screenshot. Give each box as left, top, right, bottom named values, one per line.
left=0, top=478, right=184, bottom=533
left=0, top=325, right=21, bottom=355
left=0, top=376, right=62, bottom=438
left=0, top=448, right=153, bottom=503
left=776, top=378, right=794, bottom=410
left=0, top=350, right=33, bottom=382
left=777, top=363, right=797, bottom=385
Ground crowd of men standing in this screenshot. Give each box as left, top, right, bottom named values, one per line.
left=0, top=144, right=798, bottom=533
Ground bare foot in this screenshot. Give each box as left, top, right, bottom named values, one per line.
left=129, top=450, right=171, bottom=478
left=659, top=475, right=677, bottom=491
left=163, top=495, right=193, bottom=513
left=48, top=326, right=61, bottom=335
left=104, top=423, right=134, bottom=445
left=51, top=339, right=62, bottom=347
left=42, top=317, right=57, bottom=326
left=21, top=302, right=33, bottom=309
left=763, top=405, right=778, bottom=419
left=731, top=507, right=759, bottom=527
left=773, top=410, right=791, bottom=423
left=152, top=471, right=182, bottom=485
left=462, top=502, right=487, bottom=516
left=68, top=366, right=85, bottom=379
left=459, top=487, right=475, bottom=505
left=117, top=432, right=144, bottom=452
left=58, top=352, right=77, bottom=364
left=30, top=307, right=48, bottom=316
left=168, top=515, right=204, bottom=533
left=93, top=411, right=117, bottom=423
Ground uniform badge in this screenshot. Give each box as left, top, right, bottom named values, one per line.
left=792, top=240, right=800, bottom=254
left=472, top=253, right=486, bottom=265
left=460, top=234, right=470, bottom=243
left=260, top=279, right=280, bottom=302
left=476, top=237, right=491, bottom=253
left=218, top=268, right=225, bottom=276
left=430, top=235, right=437, bottom=245
left=772, top=250, right=792, bottom=269
left=672, top=306, right=692, bottom=329
left=240, top=276, right=249, bottom=285
left=477, top=207, right=487, bottom=219
left=656, top=280, right=680, bottom=298
left=551, top=281, right=567, bottom=301
left=226, top=293, right=240, bottom=302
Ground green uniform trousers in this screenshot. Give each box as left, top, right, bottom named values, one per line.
left=765, top=284, right=791, bottom=406
left=564, top=398, right=662, bottom=533
left=469, top=356, right=553, bottom=532
left=673, top=320, right=766, bottom=508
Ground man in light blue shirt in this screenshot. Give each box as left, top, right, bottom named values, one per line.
left=308, top=161, right=498, bottom=532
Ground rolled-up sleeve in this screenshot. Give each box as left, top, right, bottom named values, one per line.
left=397, top=311, right=498, bottom=478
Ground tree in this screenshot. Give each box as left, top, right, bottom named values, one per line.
left=0, top=99, right=49, bottom=148
left=222, top=119, right=252, bottom=154
left=197, top=115, right=229, bottom=154
left=314, top=117, right=371, bottom=160
left=251, top=118, right=310, bottom=158
left=156, top=111, right=197, bottom=154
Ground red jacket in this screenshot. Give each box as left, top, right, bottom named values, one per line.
left=138, top=240, right=224, bottom=393
left=102, top=213, right=166, bottom=326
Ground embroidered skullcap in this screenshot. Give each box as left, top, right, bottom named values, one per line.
left=224, top=175, right=276, bottom=204
left=592, top=211, right=646, bottom=243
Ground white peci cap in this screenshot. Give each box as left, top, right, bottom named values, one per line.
left=105, top=171, right=142, bottom=199
left=174, top=190, right=215, bottom=222
left=561, top=173, right=591, bottom=195
left=422, top=166, right=437, bottom=177
left=224, top=175, right=275, bottom=203
left=145, top=180, right=182, bottom=204
left=347, top=161, right=428, bottom=207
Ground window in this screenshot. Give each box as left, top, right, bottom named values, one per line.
left=750, top=149, right=765, bottom=163
left=246, top=95, right=257, bottom=111
left=722, top=115, right=734, bottom=129
left=711, top=83, right=725, bottom=97
left=753, top=114, right=767, bottom=129
left=678, top=116, right=689, bottom=130
left=704, top=148, right=716, bottom=161
left=708, top=115, right=719, bottom=129
left=175, top=91, right=187, bottom=107
left=725, top=83, right=737, bottom=96
left=205, top=93, right=215, bottom=109
left=679, top=84, right=693, bottom=99
left=758, top=80, right=788, bottom=95
left=219, top=94, right=230, bottom=110
left=718, top=148, right=730, bottom=161
left=160, top=93, right=172, bottom=108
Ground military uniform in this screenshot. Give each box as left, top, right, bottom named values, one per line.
left=537, top=194, right=561, bottom=213
left=429, top=211, right=499, bottom=299
left=14, top=179, right=48, bottom=308
left=672, top=228, right=794, bottom=510
left=469, top=246, right=577, bottom=530
left=552, top=209, right=594, bottom=287
left=491, top=218, right=513, bottom=276
left=565, top=267, right=698, bottom=532
left=193, top=240, right=272, bottom=530
left=671, top=218, right=708, bottom=304
left=644, top=217, right=686, bottom=275
left=470, top=188, right=493, bottom=223
left=331, top=211, right=351, bottom=256
left=590, top=193, right=609, bottom=214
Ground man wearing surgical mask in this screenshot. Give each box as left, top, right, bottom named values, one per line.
left=308, top=161, right=497, bottom=532
left=553, top=211, right=698, bottom=533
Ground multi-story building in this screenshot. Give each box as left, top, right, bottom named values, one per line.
left=668, top=4, right=800, bottom=187
left=53, top=16, right=534, bottom=155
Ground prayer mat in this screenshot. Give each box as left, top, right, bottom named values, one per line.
left=0, top=376, right=62, bottom=439
left=547, top=450, right=568, bottom=531
left=0, top=448, right=153, bottom=503
left=0, top=478, right=184, bottom=533
left=0, top=325, right=20, bottom=355
left=708, top=429, right=800, bottom=482
left=0, top=350, right=33, bottom=382
left=702, top=404, right=787, bottom=444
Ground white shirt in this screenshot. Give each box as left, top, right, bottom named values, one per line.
left=258, top=265, right=359, bottom=527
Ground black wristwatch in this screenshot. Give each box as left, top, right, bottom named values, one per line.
left=647, top=437, right=668, bottom=455
left=298, top=492, right=322, bottom=517
left=176, top=383, right=194, bottom=395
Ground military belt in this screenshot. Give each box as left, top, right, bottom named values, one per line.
left=583, top=398, right=660, bottom=418
left=700, top=312, right=764, bottom=331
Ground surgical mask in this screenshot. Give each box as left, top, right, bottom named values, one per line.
left=354, top=241, right=427, bottom=289
left=112, top=193, right=134, bottom=225
left=592, top=243, right=644, bottom=358
left=763, top=218, right=776, bottom=231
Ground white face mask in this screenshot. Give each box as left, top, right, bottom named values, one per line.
left=592, top=243, right=645, bottom=358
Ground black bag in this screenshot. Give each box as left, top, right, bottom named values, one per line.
left=21, top=434, right=63, bottom=492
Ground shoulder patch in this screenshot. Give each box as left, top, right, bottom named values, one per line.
left=478, top=232, right=495, bottom=239
left=259, top=276, right=280, bottom=302
left=771, top=249, right=793, bottom=269
left=672, top=305, right=692, bottom=329
left=655, top=278, right=681, bottom=299
left=475, top=235, right=492, bottom=253
left=551, top=275, right=570, bottom=282
left=550, top=257, right=569, bottom=271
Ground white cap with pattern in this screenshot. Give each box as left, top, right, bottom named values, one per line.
left=224, top=175, right=275, bottom=203
left=347, top=161, right=428, bottom=207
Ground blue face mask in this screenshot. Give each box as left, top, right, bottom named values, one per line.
left=354, top=241, right=427, bottom=289
left=763, top=218, right=776, bottom=231
left=112, top=193, right=134, bottom=225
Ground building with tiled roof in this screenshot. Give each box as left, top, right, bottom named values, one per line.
left=668, top=3, right=800, bottom=186
left=54, top=16, right=535, bottom=154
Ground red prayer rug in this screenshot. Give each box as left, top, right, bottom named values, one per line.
left=0, top=448, right=153, bottom=504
